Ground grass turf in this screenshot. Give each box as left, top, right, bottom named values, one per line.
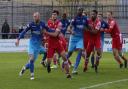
left=0, top=52, right=128, bottom=89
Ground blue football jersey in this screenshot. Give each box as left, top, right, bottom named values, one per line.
left=18, top=21, right=47, bottom=47
left=71, top=15, right=88, bottom=37
left=60, top=19, right=70, bottom=36
left=101, top=20, right=109, bottom=38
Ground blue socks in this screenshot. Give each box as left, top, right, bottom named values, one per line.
left=25, top=63, right=30, bottom=69
left=30, top=60, right=34, bottom=73
left=74, top=51, right=82, bottom=70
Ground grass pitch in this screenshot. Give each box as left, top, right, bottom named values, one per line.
left=0, top=52, right=128, bottom=89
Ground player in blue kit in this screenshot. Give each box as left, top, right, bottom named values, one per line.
left=60, top=13, right=70, bottom=36
left=57, top=13, right=71, bottom=65
left=67, top=8, right=89, bottom=74
left=15, top=12, right=47, bottom=80
left=98, top=14, right=109, bottom=50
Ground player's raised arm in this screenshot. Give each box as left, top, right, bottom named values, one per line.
left=15, top=24, right=30, bottom=46
left=100, top=11, right=115, bottom=33
left=67, top=19, right=75, bottom=35
left=102, top=20, right=115, bottom=33
left=44, top=22, right=62, bottom=37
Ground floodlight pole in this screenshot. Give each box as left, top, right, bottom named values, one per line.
left=95, top=0, right=98, bottom=10
left=11, top=0, right=14, bottom=29
left=51, top=0, right=53, bottom=10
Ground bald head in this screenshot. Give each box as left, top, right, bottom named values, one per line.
left=33, top=12, right=40, bottom=23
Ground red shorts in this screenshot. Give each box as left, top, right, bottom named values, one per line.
left=86, top=37, right=101, bottom=53
left=83, top=31, right=90, bottom=49
left=59, top=37, right=67, bottom=51
left=47, top=41, right=64, bottom=59
left=112, top=36, right=123, bottom=51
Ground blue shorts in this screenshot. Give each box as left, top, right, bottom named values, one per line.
left=68, top=35, right=84, bottom=52
left=28, top=41, right=46, bottom=61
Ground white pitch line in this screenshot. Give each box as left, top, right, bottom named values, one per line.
left=80, top=79, right=128, bottom=89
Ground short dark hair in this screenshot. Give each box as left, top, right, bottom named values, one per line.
left=52, top=10, right=59, bottom=15
left=78, top=7, right=84, bottom=11
left=92, top=10, right=98, bottom=14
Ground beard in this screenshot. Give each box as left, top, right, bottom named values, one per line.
left=35, top=19, right=40, bottom=23
left=91, top=17, right=96, bottom=21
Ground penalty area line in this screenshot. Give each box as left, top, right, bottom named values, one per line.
left=80, top=78, right=128, bottom=89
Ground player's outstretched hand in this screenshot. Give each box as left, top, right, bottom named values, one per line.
left=15, top=39, right=19, bottom=46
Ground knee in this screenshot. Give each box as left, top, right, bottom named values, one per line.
left=119, top=52, right=123, bottom=58
left=113, top=52, right=118, bottom=57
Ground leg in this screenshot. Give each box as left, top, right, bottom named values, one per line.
left=83, top=50, right=91, bottom=72
left=72, top=49, right=82, bottom=74
left=95, top=48, right=102, bottom=66
left=66, top=51, right=73, bottom=66
left=118, top=51, right=128, bottom=68
left=47, top=58, right=52, bottom=73
left=94, top=48, right=102, bottom=73
left=29, top=54, right=35, bottom=80
left=72, top=38, right=84, bottom=73
left=57, top=54, right=61, bottom=65
left=40, top=47, right=47, bottom=67
left=91, top=50, right=95, bottom=68
left=60, top=51, right=71, bottom=78
left=40, top=52, right=47, bottom=67
left=83, top=42, right=93, bottom=72
left=19, top=54, right=35, bottom=80
left=46, top=47, right=55, bottom=73
left=42, top=52, right=47, bottom=62
left=67, top=36, right=76, bottom=66
left=113, top=48, right=123, bottom=68
left=51, top=53, right=58, bottom=69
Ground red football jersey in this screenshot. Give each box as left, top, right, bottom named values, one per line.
left=47, top=18, right=61, bottom=43
left=89, top=18, right=101, bottom=39
left=107, top=19, right=121, bottom=38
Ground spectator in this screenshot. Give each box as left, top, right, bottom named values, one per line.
left=9, top=28, right=18, bottom=39
left=19, top=23, right=25, bottom=33
left=1, top=19, right=10, bottom=39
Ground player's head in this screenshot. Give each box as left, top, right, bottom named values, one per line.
left=97, top=13, right=103, bottom=21
left=51, top=10, right=59, bottom=20
left=62, top=13, right=67, bottom=19
left=91, top=10, right=98, bottom=21
left=77, top=7, right=84, bottom=16
left=107, top=11, right=113, bottom=20
left=33, top=12, right=40, bottom=23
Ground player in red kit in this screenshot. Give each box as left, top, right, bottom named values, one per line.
left=47, top=10, right=60, bottom=69
left=100, top=11, right=128, bottom=68
left=45, top=10, right=71, bottom=78
left=84, top=10, right=102, bottom=73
